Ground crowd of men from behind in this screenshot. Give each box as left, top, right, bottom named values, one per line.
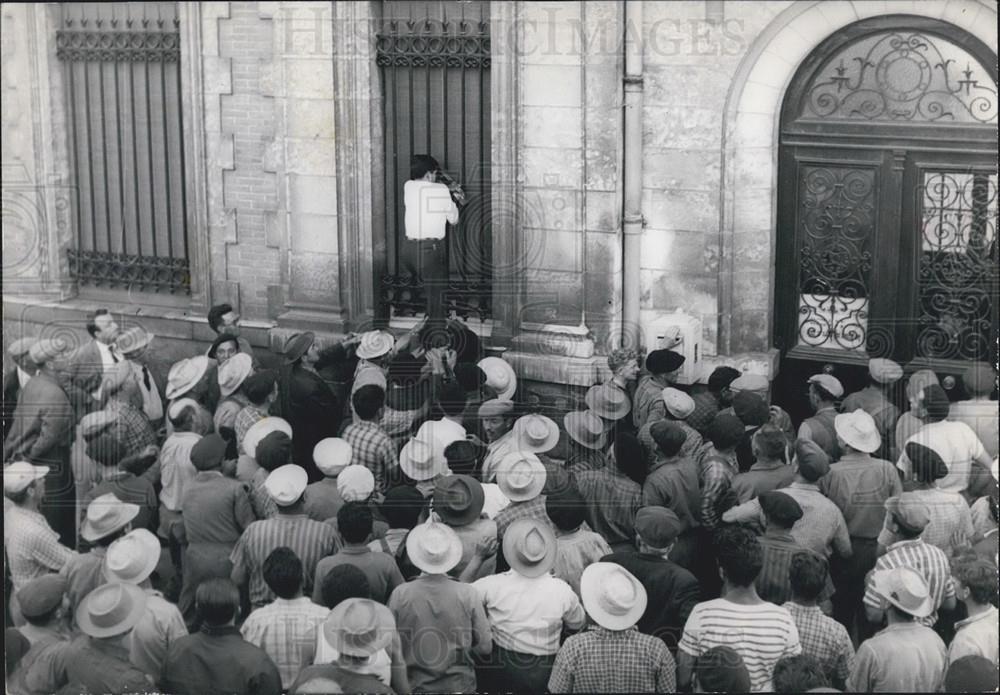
left=2, top=304, right=999, bottom=693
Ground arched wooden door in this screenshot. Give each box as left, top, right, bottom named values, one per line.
left=773, top=17, right=998, bottom=423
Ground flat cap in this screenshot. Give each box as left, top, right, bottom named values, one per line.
left=190, top=433, right=227, bottom=471
left=706, top=413, right=744, bottom=450
left=869, top=358, right=903, bottom=385
left=478, top=399, right=514, bottom=419
left=732, top=391, right=769, bottom=427
left=661, top=388, right=695, bottom=419
left=29, top=339, right=68, bottom=365
left=808, top=374, right=844, bottom=398
left=650, top=420, right=687, bottom=457
left=795, top=438, right=830, bottom=482
left=886, top=493, right=931, bottom=533
left=962, top=361, right=997, bottom=396
left=730, top=372, right=769, bottom=393
left=17, top=575, right=68, bottom=619
left=634, top=506, right=682, bottom=549
left=7, top=337, right=37, bottom=359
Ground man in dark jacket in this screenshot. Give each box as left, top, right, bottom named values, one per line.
left=2, top=337, right=37, bottom=442
left=601, top=506, right=701, bottom=651
left=4, top=339, right=77, bottom=545
left=60, top=308, right=121, bottom=419
left=281, top=332, right=342, bottom=482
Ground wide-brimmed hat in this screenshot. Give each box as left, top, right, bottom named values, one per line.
left=513, top=414, right=559, bottom=453
left=7, top=337, right=38, bottom=359
left=165, top=356, right=210, bottom=400
left=104, top=529, right=161, bottom=585
left=661, top=387, right=695, bottom=419
left=503, top=518, right=557, bottom=577
left=585, top=383, right=631, bottom=421
left=580, top=562, right=648, bottom=631
left=400, top=435, right=448, bottom=481
left=76, top=582, right=148, bottom=638
left=218, top=353, right=253, bottom=397
left=283, top=332, right=316, bottom=364
left=564, top=410, right=608, bottom=450
left=869, top=358, right=903, bottom=385
left=406, top=519, right=463, bottom=574
left=834, top=409, right=881, bottom=453
left=243, top=417, right=293, bottom=459
left=356, top=331, right=395, bottom=360
left=323, top=598, right=395, bottom=657
left=871, top=567, right=934, bottom=618
left=433, top=474, right=485, bottom=526
left=3, top=461, right=49, bottom=494
left=115, top=327, right=154, bottom=356
left=808, top=373, right=844, bottom=398
left=495, top=452, right=546, bottom=502
left=314, top=438, right=352, bottom=477
left=81, top=493, right=140, bottom=542
left=265, top=464, right=309, bottom=506
left=478, top=357, right=517, bottom=400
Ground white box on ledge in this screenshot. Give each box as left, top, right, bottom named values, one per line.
left=640, top=309, right=702, bottom=385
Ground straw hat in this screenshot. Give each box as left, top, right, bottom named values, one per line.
left=3, top=461, right=49, bottom=494
left=76, top=582, right=148, bottom=638
left=585, top=383, right=631, bottom=421
left=871, top=567, right=934, bottom=618
left=580, top=562, right=648, bottom=630
left=400, top=435, right=448, bottom=481
left=502, top=518, right=557, bottom=577
left=356, top=331, right=396, bottom=360
left=243, top=417, right=293, bottom=460
left=563, top=410, right=608, bottom=451
left=314, top=438, right=353, bottom=477
left=104, top=529, right=161, bottom=585
left=265, top=464, right=309, bottom=506
left=405, top=519, right=463, bottom=575
left=513, top=414, right=559, bottom=454
left=218, top=353, right=253, bottom=397
left=80, top=493, right=140, bottom=542
left=165, top=356, right=210, bottom=400
left=323, top=598, right=395, bottom=657
left=115, top=327, right=154, bottom=356
left=834, top=409, right=881, bottom=453
left=478, top=357, right=517, bottom=400
left=495, top=452, right=546, bottom=502
left=433, top=474, right=485, bottom=527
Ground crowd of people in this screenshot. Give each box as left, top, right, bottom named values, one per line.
left=2, top=305, right=998, bottom=693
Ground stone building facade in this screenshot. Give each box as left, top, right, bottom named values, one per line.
left=3, top=1, right=997, bottom=408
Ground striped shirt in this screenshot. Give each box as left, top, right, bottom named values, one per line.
left=784, top=602, right=855, bottom=686
left=341, top=420, right=398, bottom=493
left=756, top=531, right=806, bottom=606
left=876, top=488, right=975, bottom=553
left=863, top=538, right=955, bottom=627
left=678, top=598, right=801, bottom=692
left=230, top=514, right=340, bottom=606
left=240, top=596, right=330, bottom=689
left=4, top=504, right=76, bottom=590
left=549, top=626, right=676, bottom=694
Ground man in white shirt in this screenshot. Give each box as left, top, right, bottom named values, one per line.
left=950, top=362, right=999, bottom=460
left=403, top=154, right=463, bottom=332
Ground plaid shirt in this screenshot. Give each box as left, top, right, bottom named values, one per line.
left=235, top=404, right=268, bottom=455
left=699, top=448, right=739, bottom=529
left=575, top=466, right=642, bottom=547
left=4, top=504, right=76, bottom=590
left=863, top=538, right=955, bottom=627
left=342, top=420, right=398, bottom=492
left=494, top=494, right=551, bottom=541
left=230, top=514, right=340, bottom=606
left=687, top=390, right=721, bottom=434
left=105, top=400, right=157, bottom=456
left=784, top=602, right=855, bottom=687
left=241, top=596, right=330, bottom=689
left=549, top=626, right=676, bottom=693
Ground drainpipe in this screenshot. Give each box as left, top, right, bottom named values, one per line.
left=622, top=0, right=643, bottom=350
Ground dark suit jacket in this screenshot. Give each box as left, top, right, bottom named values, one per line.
left=288, top=365, right=341, bottom=482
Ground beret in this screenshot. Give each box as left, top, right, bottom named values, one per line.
left=707, top=413, right=744, bottom=450
left=795, top=438, right=830, bottom=481
left=732, top=391, right=769, bottom=427
left=190, top=433, right=227, bottom=471
left=708, top=366, right=742, bottom=391
left=905, top=441, right=948, bottom=483
left=759, top=490, right=803, bottom=526
left=256, top=431, right=293, bottom=472
left=649, top=420, right=687, bottom=457
left=645, top=349, right=685, bottom=375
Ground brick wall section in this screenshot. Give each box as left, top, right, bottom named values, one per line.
left=216, top=1, right=280, bottom=320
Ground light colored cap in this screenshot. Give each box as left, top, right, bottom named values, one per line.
left=29, top=339, right=69, bottom=365
left=243, top=417, right=293, bottom=459
left=808, top=373, right=844, bottom=398
left=834, top=409, right=881, bottom=453
left=314, top=438, right=353, bottom=477
left=7, top=337, right=37, bottom=359
left=218, top=353, right=253, bottom=397
left=478, top=399, right=515, bottom=419
left=356, top=330, right=395, bottom=360
left=265, top=464, right=309, bottom=506
left=337, top=464, right=376, bottom=502
left=3, top=461, right=49, bottom=494
left=104, top=529, right=160, bottom=584
left=729, top=372, right=769, bottom=393
left=115, top=327, right=154, bottom=355
left=661, top=387, right=695, bottom=419
left=869, top=358, right=903, bottom=385
left=580, top=562, right=648, bottom=631
left=80, top=410, right=116, bottom=438
left=478, top=357, right=517, bottom=400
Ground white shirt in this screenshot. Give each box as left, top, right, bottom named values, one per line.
left=472, top=571, right=585, bottom=655
left=158, top=431, right=201, bottom=511
left=949, top=400, right=999, bottom=460
left=404, top=180, right=459, bottom=240
left=129, top=360, right=164, bottom=423
left=16, top=366, right=32, bottom=388
left=92, top=340, right=120, bottom=399
left=898, top=420, right=989, bottom=493
left=481, top=483, right=511, bottom=519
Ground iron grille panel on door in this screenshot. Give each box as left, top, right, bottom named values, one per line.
left=58, top=2, right=190, bottom=295
left=376, top=1, right=492, bottom=321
